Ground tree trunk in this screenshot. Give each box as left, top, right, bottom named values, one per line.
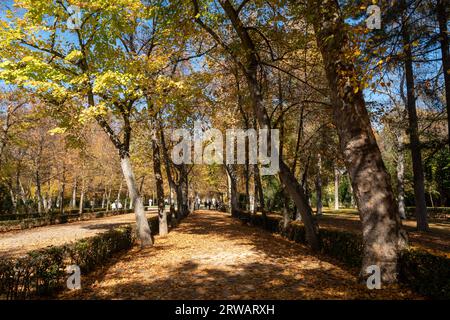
left=124, top=191, right=128, bottom=210
left=0, top=106, right=11, bottom=169
left=278, top=161, right=319, bottom=248
left=226, top=164, right=239, bottom=216
left=35, top=170, right=42, bottom=215
left=159, top=126, right=178, bottom=222
left=282, top=189, right=291, bottom=229
left=10, top=189, right=17, bottom=214
left=19, top=179, right=29, bottom=214
left=334, top=165, right=339, bottom=211
left=235, top=72, right=251, bottom=212
left=116, top=180, right=123, bottom=208
left=181, top=164, right=189, bottom=216
left=175, top=184, right=183, bottom=216
left=316, top=154, right=323, bottom=216
left=152, top=130, right=167, bottom=236
left=244, top=162, right=251, bottom=211
left=437, top=0, right=450, bottom=148
left=397, top=134, right=407, bottom=219
left=106, top=185, right=111, bottom=211
left=121, top=156, right=153, bottom=246
left=244, top=61, right=320, bottom=249
left=402, top=13, right=429, bottom=231
left=307, top=0, right=408, bottom=283
left=252, top=117, right=266, bottom=218
left=253, top=164, right=265, bottom=216
left=169, top=187, right=176, bottom=221
left=348, top=176, right=355, bottom=208
left=79, top=179, right=85, bottom=215
left=71, top=177, right=77, bottom=209
left=101, top=189, right=106, bottom=209
left=59, top=167, right=66, bottom=214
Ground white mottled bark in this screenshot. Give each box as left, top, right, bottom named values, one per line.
left=121, top=156, right=153, bottom=246
left=334, top=165, right=339, bottom=211
left=397, top=135, right=406, bottom=219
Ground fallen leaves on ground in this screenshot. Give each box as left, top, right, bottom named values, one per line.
left=59, top=210, right=421, bottom=300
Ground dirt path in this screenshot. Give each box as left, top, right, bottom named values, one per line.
left=0, top=211, right=156, bottom=258
left=60, top=210, right=420, bottom=300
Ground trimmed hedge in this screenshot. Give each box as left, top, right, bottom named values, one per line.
left=0, top=209, right=134, bottom=232
left=0, top=215, right=166, bottom=300
left=399, top=249, right=450, bottom=299
left=406, top=207, right=450, bottom=219
left=0, top=207, right=110, bottom=221
left=236, top=211, right=450, bottom=299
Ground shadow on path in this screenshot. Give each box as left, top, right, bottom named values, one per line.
left=59, top=210, right=420, bottom=300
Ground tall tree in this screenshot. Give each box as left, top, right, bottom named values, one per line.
left=305, top=0, right=408, bottom=282
left=0, top=0, right=155, bottom=245
left=192, top=0, right=321, bottom=251
left=400, top=0, right=429, bottom=231
left=436, top=0, right=450, bottom=148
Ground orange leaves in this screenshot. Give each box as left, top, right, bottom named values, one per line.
left=59, top=211, right=422, bottom=300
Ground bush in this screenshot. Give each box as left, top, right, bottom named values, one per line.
left=406, top=207, right=450, bottom=219
left=319, top=228, right=363, bottom=268
left=234, top=211, right=450, bottom=299
left=237, top=210, right=281, bottom=233
left=69, top=226, right=133, bottom=273
left=399, top=249, right=450, bottom=299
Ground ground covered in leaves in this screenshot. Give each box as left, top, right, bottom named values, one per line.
left=59, top=210, right=421, bottom=300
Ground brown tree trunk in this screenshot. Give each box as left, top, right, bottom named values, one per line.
left=316, top=154, right=323, bottom=216
left=116, top=179, right=123, bottom=209
left=278, top=161, right=319, bottom=248
left=307, top=0, right=408, bottom=283
left=402, top=13, right=429, bottom=231
left=252, top=116, right=266, bottom=218
left=226, top=164, right=239, bottom=216
left=282, top=189, right=291, bottom=229
left=244, top=162, right=251, bottom=211
left=180, top=164, right=189, bottom=216
left=35, top=169, right=42, bottom=215
left=59, top=167, right=66, bottom=214
left=101, top=189, right=106, bottom=209
left=193, top=0, right=320, bottom=251
left=397, top=134, right=407, bottom=219
left=437, top=0, right=450, bottom=148
left=234, top=69, right=251, bottom=212
left=106, top=185, right=111, bottom=211
left=79, top=179, right=85, bottom=215
left=253, top=164, right=265, bottom=215
left=334, top=165, right=339, bottom=211
left=151, top=127, right=167, bottom=236
left=159, top=126, right=179, bottom=222
left=71, top=177, right=77, bottom=209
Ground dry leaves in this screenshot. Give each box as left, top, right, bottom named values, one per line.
left=59, top=211, right=421, bottom=300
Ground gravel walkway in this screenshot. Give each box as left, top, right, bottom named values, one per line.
left=0, top=211, right=156, bottom=258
